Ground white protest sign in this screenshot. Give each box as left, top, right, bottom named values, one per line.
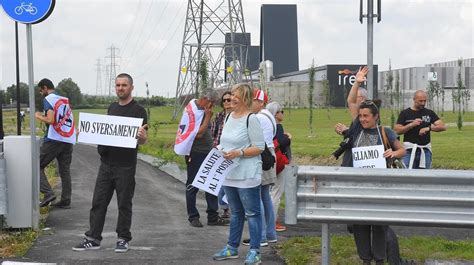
left=78, top=112, right=143, bottom=148
left=192, top=148, right=239, bottom=196
left=352, top=145, right=386, bottom=169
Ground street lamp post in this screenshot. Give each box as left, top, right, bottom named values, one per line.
left=359, top=0, right=381, bottom=100
left=145, top=82, right=150, bottom=122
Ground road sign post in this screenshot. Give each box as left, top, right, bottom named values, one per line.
left=1, top=0, right=56, bottom=229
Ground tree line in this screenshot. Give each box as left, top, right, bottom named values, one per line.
left=1, top=78, right=174, bottom=110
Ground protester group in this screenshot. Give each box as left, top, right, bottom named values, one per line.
left=35, top=67, right=445, bottom=265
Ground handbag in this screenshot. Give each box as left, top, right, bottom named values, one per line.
left=261, top=143, right=276, bottom=171
left=273, top=138, right=289, bottom=174
left=225, top=112, right=275, bottom=170
left=381, top=126, right=406, bottom=169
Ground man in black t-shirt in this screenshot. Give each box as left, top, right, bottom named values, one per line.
left=73, top=73, right=148, bottom=253
left=394, top=90, right=446, bottom=169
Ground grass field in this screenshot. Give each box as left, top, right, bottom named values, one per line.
left=64, top=105, right=474, bottom=170
left=277, top=235, right=474, bottom=264
left=6, top=106, right=472, bottom=169
left=2, top=106, right=473, bottom=262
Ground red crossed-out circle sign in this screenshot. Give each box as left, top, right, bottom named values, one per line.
left=175, top=103, right=196, bottom=145
left=53, top=98, right=75, bottom=137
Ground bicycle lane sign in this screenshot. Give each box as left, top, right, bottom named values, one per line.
left=0, top=0, right=55, bottom=24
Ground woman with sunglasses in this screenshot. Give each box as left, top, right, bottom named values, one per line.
left=348, top=99, right=405, bottom=265
left=213, top=83, right=265, bottom=265
left=265, top=102, right=291, bottom=232
left=210, top=91, right=233, bottom=219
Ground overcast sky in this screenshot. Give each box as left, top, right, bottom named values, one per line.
left=1, top=0, right=473, bottom=97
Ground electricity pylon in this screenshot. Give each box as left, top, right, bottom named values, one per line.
left=173, top=0, right=248, bottom=119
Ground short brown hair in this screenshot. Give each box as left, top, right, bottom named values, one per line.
left=116, top=73, right=133, bottom=85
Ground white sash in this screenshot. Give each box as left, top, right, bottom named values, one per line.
left=45, top=93, right=76, bottom=144
left=174, top=99, right=205, bottom=155
left=403, top=142, right=432, bottom=169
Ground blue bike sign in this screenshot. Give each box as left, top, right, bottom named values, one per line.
left=0, top=0, right=55, bottom=24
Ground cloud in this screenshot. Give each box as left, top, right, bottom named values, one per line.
left=1, top=0, right=472, bottom=98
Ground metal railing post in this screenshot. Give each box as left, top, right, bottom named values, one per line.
left=284, top=164, right=297, bottom=225
left=321, top=223, right=331, bottom=265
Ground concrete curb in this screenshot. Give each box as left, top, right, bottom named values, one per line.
left=137, top=153, right=186, bottom=184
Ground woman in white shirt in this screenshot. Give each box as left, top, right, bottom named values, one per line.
left=212, top=83, right=265, bottom=265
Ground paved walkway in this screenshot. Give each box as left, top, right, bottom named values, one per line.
left=14, top=144, right=284, bottom=264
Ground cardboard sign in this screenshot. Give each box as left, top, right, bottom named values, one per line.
left=352, top=145, right=386, bottom=169
left=191, top=148, right=239, bottom=196
left=77, top=112, right=143, bottom=148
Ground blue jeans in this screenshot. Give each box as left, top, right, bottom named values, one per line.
left=224, top=185, right=262, bottom=251
left=261, top=184, right=277, bottom=242
left=218, top=188, right=228, bottom=210
left=402, top=148, right=432, bottom=169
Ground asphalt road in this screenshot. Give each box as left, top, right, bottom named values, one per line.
left=21, top=144, right=285, bottom=264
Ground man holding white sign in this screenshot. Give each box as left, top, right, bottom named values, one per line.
left=175, top=90, right=229, bottom=228
left=78, top=112, right=143, bottom=148
left=73, top=73, right=148, bottom=253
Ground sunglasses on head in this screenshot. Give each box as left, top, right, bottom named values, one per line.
left=360, top=100, right=379, bottom=110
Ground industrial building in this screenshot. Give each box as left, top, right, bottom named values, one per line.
left=378, top=58, right=474, bottom=111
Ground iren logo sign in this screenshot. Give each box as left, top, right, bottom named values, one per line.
left=326, top=64, right=378, bottom=107
left=337, top=69, right=367, bottom=86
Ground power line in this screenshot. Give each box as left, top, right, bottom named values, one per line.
left=122, top=0, right=155, bottom=70
left=135, top=13, right=185, bottom=78
left=135, top=1, right=187, bottom=76
left=133, top=0, right=171, bottom=61
left=120, top=0, right=143, bottom=58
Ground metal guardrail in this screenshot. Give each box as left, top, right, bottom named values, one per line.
left=284, top=165, right=474, bottom=265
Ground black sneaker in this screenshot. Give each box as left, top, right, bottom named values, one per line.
left=39, top=194, right=56, bottom=207
left=221, top=209, right=230, bottom=219
left=242, top=238, right=268, bottom=247
left=190, top=219, right=203, bottom=227
left=72, top=238, right=100, bottom=251
left=115, top=239, right=129, bottom=253
left=52, top=200, right=71, bottom=209
left=208, top=217, right=230, bottom=226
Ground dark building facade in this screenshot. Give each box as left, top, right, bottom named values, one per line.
left=224, top=33, right=250, bottom=73
left=260, top=4, right=299, bottom=76
left=326, top=64, right=378, bottom=107
left=247, top=46, right=260, bottom=72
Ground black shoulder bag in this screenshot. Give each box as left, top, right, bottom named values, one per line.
left=225, top=113, right=275, bottom=170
